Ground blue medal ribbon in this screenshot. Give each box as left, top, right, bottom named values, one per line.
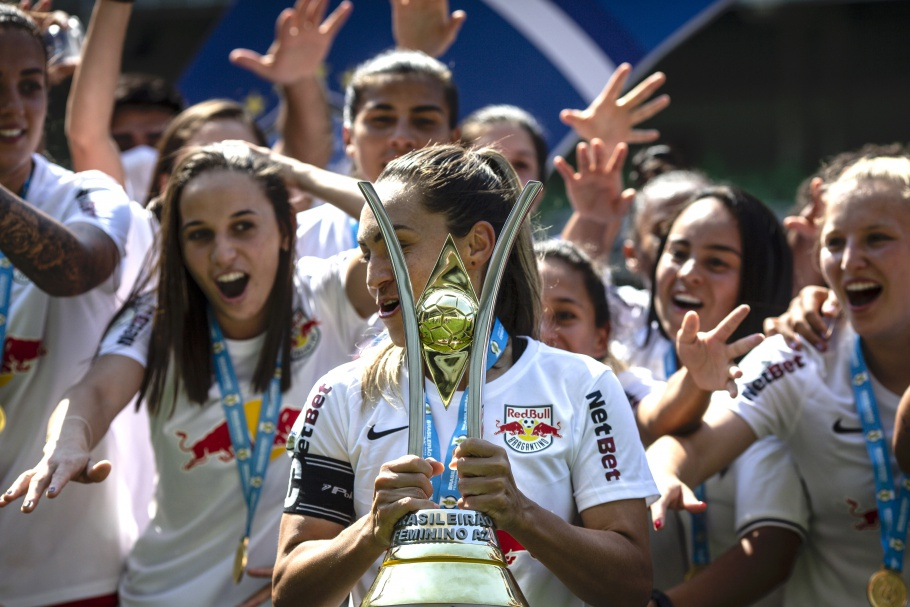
left=208, top=311, right=284, bottom=545
left=424, top=318, right=508, bottom=507
left=666, top=347, right=711, bottom=568
left=851, top=337, right=910, bottom=573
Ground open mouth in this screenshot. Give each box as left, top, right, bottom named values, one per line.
left=377, top=299, right=401, bottom=319
left=216, top=271, right=249, bottom=299
left=0, top=128, right=25, bottom=142
left=671, top=293, right=703, bottom=311
left=845, top=281, right=882, bottom=308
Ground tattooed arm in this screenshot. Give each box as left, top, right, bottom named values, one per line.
left=0, top=185, right=120, bottom=297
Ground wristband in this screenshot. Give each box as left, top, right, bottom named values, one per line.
left=651, top=589, right=675, bottom=607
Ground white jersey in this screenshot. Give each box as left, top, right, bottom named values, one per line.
left=725, top=325, right=906, bottom=606
left=285, top=339, right=658, bottom=607
left=100, top=253, right=369, bottom=607
left=295, top=202, right=358, bottom=260
left=0, top=155, right=135, bottom=606
left=633, top=328, right=809, bottom=606
left=607, top=284, right=651, bottom=365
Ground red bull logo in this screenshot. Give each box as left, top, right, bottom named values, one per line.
left=496, top=530, right=528, bottom=565
left=495, top=405, right=561, bottom=454
left=176, top=402, right=300, bottom=471
left=846, top=498, right=879, bottom=531
left=290, top=310, right=320, bottom=362
left=0, top=336, right=46, bottom=387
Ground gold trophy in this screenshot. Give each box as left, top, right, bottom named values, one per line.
left=357, top=179, right=541, bottom=607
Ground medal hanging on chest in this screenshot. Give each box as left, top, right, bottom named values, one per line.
left=209, top=311, right=283, bottom=584
left=851, top=338, right=910, bottom=607
left=0, top=255, right=14, bottom=436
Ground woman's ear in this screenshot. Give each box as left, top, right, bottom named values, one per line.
left=463, top=221, right=496, bottom=268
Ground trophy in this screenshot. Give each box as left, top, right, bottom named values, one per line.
left=357, top=179, right=542, bottom=607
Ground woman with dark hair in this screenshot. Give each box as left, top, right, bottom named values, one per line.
left=648, top=153, right=910, bottom=605
left=2, top=142, right=375, bottom=606
left=461, top=104, right=548, bottom=186
left=630, top=184, right=793, bottom=375
left=275, top=144, right=657, bottom=607
left=0, top=5, right=139, bottom=605
left=296, top=47, right=462, bottom=260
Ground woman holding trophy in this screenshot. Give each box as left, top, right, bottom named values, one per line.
left=275, top=144, right=658, bottom=607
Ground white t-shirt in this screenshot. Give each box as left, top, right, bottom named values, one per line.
left=0, top=155, right=135, bottom=607
left=100, top=253, right=369, bottom=607
left=295, top=202, right=358, bottom=260
left=725, top=325, right=906, bottom=606
left=285, top=339, right=658, bottom=607
left=634, top=329, right=809, bottom=606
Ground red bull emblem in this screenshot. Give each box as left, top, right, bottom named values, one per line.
left=1, top=336, right=46, bottom=387
left=176, top=403, right=301, bottom=471
left=494, top=405, right=561, bottom=454
left=290, top=310, right=320, bottom=362
left=496, top=530, right=528, bottom=565
left=846, top=498, right=879, bottom=531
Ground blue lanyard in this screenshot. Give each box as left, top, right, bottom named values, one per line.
left=851, top=337, right=910, bottom=573
left=424, top=318, right=508, bottom=506
left=208, top=312, right=283, bottom=542
left=0, top=255, right=12, bottom=359
left=666, top=346, right=711, bottom=566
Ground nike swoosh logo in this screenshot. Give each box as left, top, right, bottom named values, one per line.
left=833, top=418, right=864, bottom=434
left=367, top=425, right=409, bottom=440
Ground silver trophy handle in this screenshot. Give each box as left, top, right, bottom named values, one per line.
left=357, top=179, right=542, bottom=451
left=466, top=180, right=542, bottom=438
left=358, top=182, right=425, bottom=456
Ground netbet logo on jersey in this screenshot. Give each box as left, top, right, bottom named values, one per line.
left=495, top=405, right=563, bottom=453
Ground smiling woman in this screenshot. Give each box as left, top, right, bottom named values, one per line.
left=646, top=152, right=910, bottom=606
left=0, top=142, right=376, bottom=606
left=0, top=5, right=144, bottom=606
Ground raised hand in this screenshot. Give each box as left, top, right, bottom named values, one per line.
left=556, top=138, right=634, bottom=224
left=391, top=0, right=467, bottom=58
left=676, top=305, right=765, bottom=398
left=229, top=0, right=353, bottom=85
left=560, top=63, right=670, bottom=151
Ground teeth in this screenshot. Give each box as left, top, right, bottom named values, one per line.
left=674, top=293, right=702, bottom=305
left=0, top=129, right=23, bottom=137
left=217, top=271, right=245, bottom=283
left=846, top=281, right=879, bottom=291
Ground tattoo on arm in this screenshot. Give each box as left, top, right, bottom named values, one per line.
left=0, top=187, right=119, bottom=296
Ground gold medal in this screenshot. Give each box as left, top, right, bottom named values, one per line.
left=232, top=536, right=248, bottom=584
left=868, top=568, right=909, bottom=607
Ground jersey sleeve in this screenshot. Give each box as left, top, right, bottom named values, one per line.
left=573, top=368, right=660, bottom=512
left=98, top=293, right=156, bottom=366
left=723, top=334, right=815, bottom=442
left=732, top=436, right=810, bottom=540
left=61, top=170, right=133, bottom=259
left=284, top=367, right=357, bottom=526
left=295, top=251, right=369, bottom=352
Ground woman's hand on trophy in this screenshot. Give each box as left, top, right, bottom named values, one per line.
left=452, top=438, right=531, bottom=532
left=370, top=454, right=445, bottom=545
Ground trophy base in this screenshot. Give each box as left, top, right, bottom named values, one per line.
left=361, top=509, right=528, bottom=607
